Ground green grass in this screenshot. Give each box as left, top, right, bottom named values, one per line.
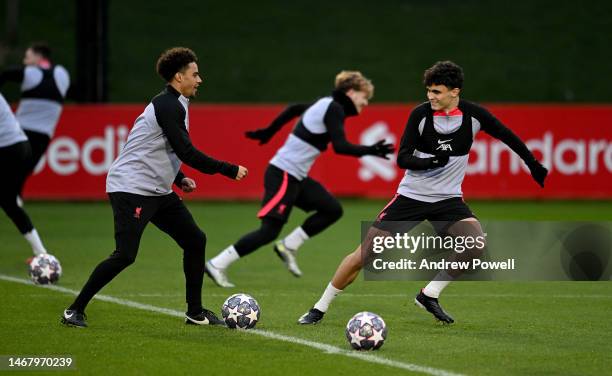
left=1, top=200, right=611, bottom=375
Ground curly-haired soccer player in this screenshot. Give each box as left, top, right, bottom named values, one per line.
left=61, top=47, right=248, bottom=327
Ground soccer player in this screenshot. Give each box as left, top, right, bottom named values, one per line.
left=0, top=92, right=50, bottom=256
left=0, top=43, right=70, bottom=172
left=205, top=71, right=394, bottom=287
left=61, top=47, right=248, bottom=328
left=298, top=61, right=548, bottom=325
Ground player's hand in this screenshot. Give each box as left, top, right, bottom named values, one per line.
left=429, top=155, right=449, bottom=168
left=235, top=165, right=248, bottom=180
left=368, top=140, right=395, bottom=159
left=180, top=177, right=197, bottom=193
left=527, top=160, right=548, bottom=187
left=245, top=128, right=274, bottom=145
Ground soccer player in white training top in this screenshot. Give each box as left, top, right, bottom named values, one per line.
left=205, top=71, right=394, bottom=288
left=0, top=92, right=54, bottom=258
left=61, top=47, right=248, bottom=328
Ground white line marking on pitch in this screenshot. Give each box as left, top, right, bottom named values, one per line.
left=62, top=292, right=612, bottom=299
left=0, top=273, right=464, bottom=376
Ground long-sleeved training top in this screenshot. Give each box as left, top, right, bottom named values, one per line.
left=396, top=99, right=537, bottom=202
left=106, top=85, right=238, bottom=196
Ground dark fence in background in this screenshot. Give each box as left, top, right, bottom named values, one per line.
left=1, top=0, right=611, bottom=103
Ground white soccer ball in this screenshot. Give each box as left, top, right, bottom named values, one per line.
left=221, top=293, right=261, bottom=329
left=345, top=311, right=387, bottom=350
left=28, top=254, right=62, bottom=285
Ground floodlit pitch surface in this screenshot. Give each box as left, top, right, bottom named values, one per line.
left=1, top=200, right=611, bottom=375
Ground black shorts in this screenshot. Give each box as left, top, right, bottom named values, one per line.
left=257, top=164, right=338, bottom=222
left=373, top=194, right=476, bottom=233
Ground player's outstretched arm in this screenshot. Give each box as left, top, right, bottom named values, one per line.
left=325, top=102, right=394, bottom=158
left=476, top=105, right=548, bottom=187
left=245, top=103, right=311, bottom=144
left=154, top=97, right=242, bottom=180
left=396, top=106, right=449, bottom=170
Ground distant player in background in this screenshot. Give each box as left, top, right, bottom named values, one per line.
left=61, top=47, right=248, bottom=328
left=0, top=43, right=70, bottom=172
left=205, top=71, right=394, bottom=288
left=298, top=61, right=548, bottom=325
left=0, top=92, right=50, bottom=256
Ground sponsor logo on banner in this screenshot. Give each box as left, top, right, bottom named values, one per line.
left=467, top=132, right=612, bottom=175
left=34, top=125, right=129, bottom=176
left=23, top=104, right=612, bottom=199
left=358, top=122, right=397, bottom=182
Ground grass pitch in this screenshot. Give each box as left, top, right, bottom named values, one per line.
left=1, top=200, right=611, bottom=375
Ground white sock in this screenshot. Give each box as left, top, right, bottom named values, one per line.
left=313, top=282, right=343, bottom=312
left=423, top=271, right=454, bottom=298
left=283, top=226, right=309, bottom=251
left=209, top=245, right=240, bottom=269
left=24, top=229, right=48, bottom=256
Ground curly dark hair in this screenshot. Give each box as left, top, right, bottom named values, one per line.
left=423, top=61, right=464, bottom=89
left=156, top=47, right=198, bottom=82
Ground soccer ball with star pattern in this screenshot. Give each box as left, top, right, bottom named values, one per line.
left=28, top=254, right=62, bottom=285
left=221, top=293, right=261, bottom=329
left=345, top=311, right=387, bottom=350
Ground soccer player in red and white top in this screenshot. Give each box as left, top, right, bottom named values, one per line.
left=298, top=61, right=548, bottom=325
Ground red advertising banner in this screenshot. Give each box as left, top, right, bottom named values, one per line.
left=23, top=104, right=612, bottom=200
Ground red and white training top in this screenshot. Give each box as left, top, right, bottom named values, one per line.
left=396, top=100, right=537, bottom=202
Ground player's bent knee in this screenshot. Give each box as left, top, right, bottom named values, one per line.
left=261, top=221, right=283, bottom=242
left=183, top=229, right=207, bottom=254
left=118, top=254, right=137, bottom=267
left=329, top=204, right=344, bottom=221
left=109, top=249, right=138, bottom=266
left=193, top=228, right=207, bottom=247
left=0, top=199, right=17, bottom=211
left=261, top=229, right=280, bottom=244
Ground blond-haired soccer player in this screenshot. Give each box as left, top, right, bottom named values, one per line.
left=206, top=71, right=394, bottom=287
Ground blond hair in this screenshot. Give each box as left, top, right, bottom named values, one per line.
left=334, top=71, right=374, bottom=99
